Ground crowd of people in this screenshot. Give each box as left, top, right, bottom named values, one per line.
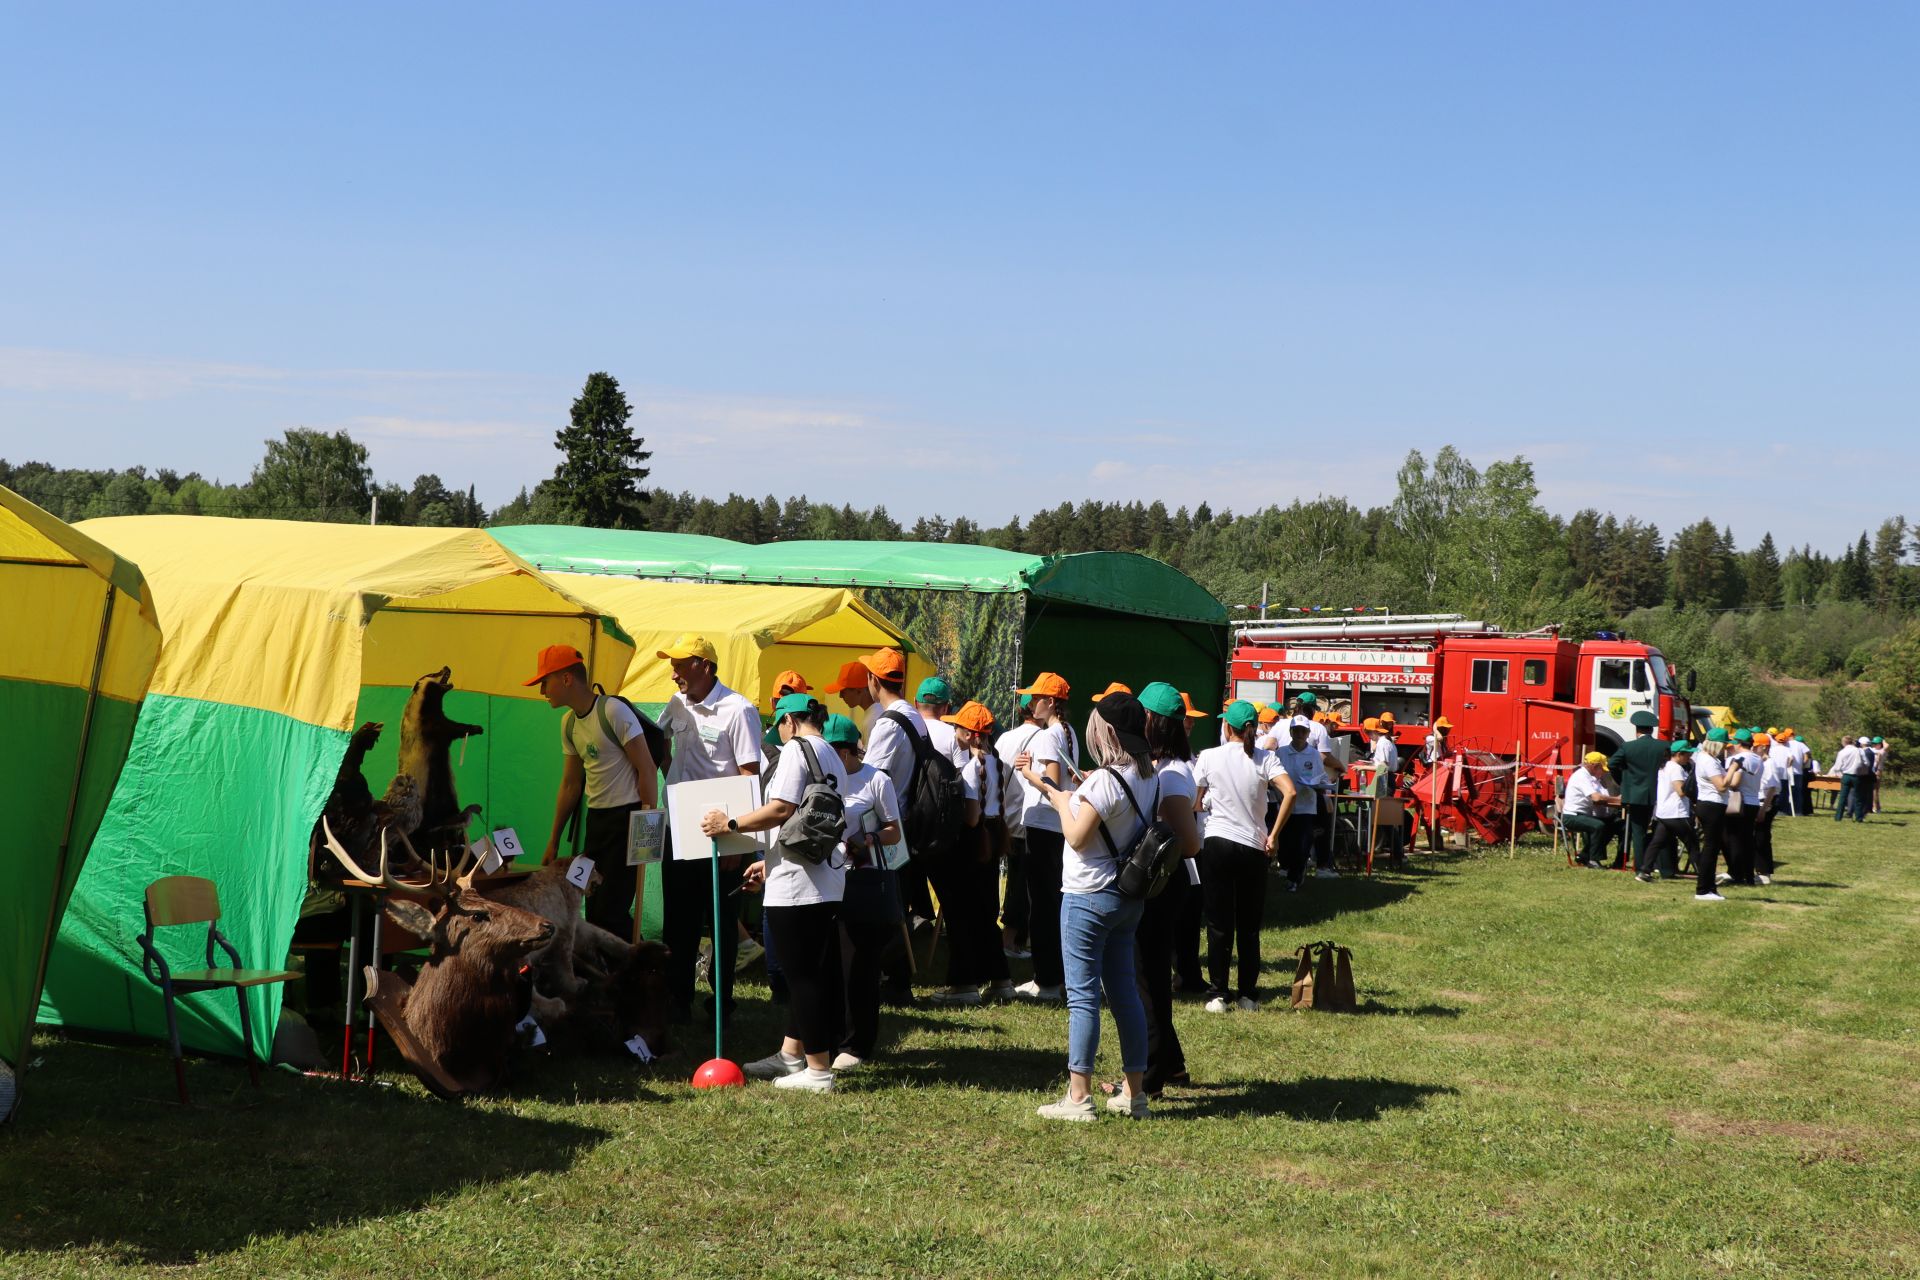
left=1551, top=710, right=1889, bottom=900
left=532, top=635, right=1893, bottom=1117
left=533, top=639, right=1361, bottom=1120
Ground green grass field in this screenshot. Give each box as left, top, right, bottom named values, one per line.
left=6, top=797, right=1917, bottom=1279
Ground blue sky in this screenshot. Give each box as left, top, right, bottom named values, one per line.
left=2, top=2, right=1913, bottom=552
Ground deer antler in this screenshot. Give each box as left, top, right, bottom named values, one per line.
left=322, top=819, right=450, bottom=891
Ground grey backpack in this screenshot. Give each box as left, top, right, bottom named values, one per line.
left=775, top=740, right=845, bottom=866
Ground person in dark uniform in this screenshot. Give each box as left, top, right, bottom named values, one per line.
left=1607, top=711, right=1667, bottom=872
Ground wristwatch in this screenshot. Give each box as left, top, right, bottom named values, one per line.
left=726, top=817, right=740, bottom=832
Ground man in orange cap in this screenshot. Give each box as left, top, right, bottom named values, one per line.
left=928, top=700, right=1016, bottom=1005
left=1421, top=716, right=1455, bottom=765
left=1000, top=672, right=1074, bottom=1000
left=828, top=648, right=930, bottom=1014
left=530, top=645, right=660, bottom=939
left=654, top=633, right=764, bottom=1024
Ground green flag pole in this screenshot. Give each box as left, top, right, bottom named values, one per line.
left=710, top=837, right=724, bottom=1062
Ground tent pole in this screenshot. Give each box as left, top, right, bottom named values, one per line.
left=11, top=581, right=116, bottom=1120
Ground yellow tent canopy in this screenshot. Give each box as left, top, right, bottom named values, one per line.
left=549, top=576, right=932, bottom=715
left=40, top=517, right=635, bottom=1060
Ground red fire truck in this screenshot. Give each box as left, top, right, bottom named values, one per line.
left=1228, top=615, right=1693, bottom=844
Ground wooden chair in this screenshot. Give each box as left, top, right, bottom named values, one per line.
left=136, top=876, right=299, bottom=1104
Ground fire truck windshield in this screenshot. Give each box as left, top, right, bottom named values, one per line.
left=1648, top=653, right=1675, bottom=694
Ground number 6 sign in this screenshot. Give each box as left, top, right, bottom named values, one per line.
left=491, top=828, right=523, bottom=865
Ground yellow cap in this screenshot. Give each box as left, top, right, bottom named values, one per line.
left=656, top=633, right=717, bottom=664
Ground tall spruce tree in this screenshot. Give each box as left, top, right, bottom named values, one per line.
left=549, top=372, right=651, bottom=529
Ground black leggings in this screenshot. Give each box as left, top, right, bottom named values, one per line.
left=1133, top=874, right=1187, bottom=1092
left=1694, top=802, right=1728, bottom=895
left=764, top=902, right=843, bottom=1057
left=1023, top=828, right=1066, bottom=988
left=1200, top=835, right=1269, bottom=1000
left=1724, top=805, right=1757, bottom=885
left=928, top=853, right=1010, bottom=987
left=837, top=869, right=901, bottom=1060
left=1642, top=816, right=1696, bottom=878
left=1279, top=812, right=1317, bottom=885
left=1754, top=810, right=1775, bottom=876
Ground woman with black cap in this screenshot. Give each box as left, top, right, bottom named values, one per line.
left=1019, top=691, right=1158, bottom=1121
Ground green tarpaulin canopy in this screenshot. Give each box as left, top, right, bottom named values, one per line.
left=493, top=528, right=1229, bottom=743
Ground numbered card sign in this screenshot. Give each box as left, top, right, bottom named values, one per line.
left=470, top=836, right=504, bottom=875
left=491, top=828, right=523, bottom=866
left=627, top=809, right=666, bottom=866
left=566, top=856, right=597, bottom=891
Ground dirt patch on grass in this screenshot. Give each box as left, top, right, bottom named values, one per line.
left=1254, top=1158, right=1338, bottom=1189
left=1658, top=988, right=1699, bottom=1003
left=1669, top=1110, right=1876, bottom=1163
left=1434, top=988, right=1487, bottom=1004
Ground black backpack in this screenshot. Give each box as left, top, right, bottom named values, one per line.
left=1093, top=766, right=1184, bottom=901
left=773, top=740, right=845, bottom=866
left=882, top=709, right=967, bottom=864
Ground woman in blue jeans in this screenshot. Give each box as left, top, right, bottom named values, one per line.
left=1019, top=691, right=1158, bottom=1121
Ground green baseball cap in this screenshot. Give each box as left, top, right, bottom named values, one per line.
left=773, top=692, right=821, bottom=720
left=1137, top=681, right=1184, bottom=718
left=1706, top=727, right=1730, bottom=743
left=1019, top=693, right=1033, bottom=708
left=823, top=714, right=862, bottom=747
left=916, top=676, right=955, bottom=705
left=1223, top=699, right=1259, bottom=730
left=1873, top=736, right=1884, bottom=744
left=1733, top=728, right=1753, bottom=744
left=1295, top=691, right=1317, bottom=706
left=1670, top=740, right=1696, bottom=753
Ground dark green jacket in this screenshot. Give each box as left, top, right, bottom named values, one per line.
left=1608, top=735, right=1669, bottom=806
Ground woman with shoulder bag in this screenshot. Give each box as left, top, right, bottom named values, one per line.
left=700, top=694, right=848, bottom=1092
left=819, top=713, right=902, bottom=1072
left=1192, top=701, right=1296, bottom=1012
left=1020, top=692, right=1158, bottom=1121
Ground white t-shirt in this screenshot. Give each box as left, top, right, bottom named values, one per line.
left=1063, top=764, right=1158, bottom=894
left=659, top=681, right=763, bottom=784
left=761, top=737, right=850, bottom=907
left=1768, top=743, right=1795, bottom=775
left=1694, top=751, right=1730, bottom=805
left=1274, top=742, right=1325, bottom=816
left=1370, top=735, right=1400, bottom=773
left=1833, top=745, right=1866, bottom=777
left=960, top=752, right=1006, bottom=820
left=561, top=695, right=647, bottom=809
left=996, top=722, right=1067, bottom=834
left=1563, top=767, right=1612, bottom=818
left=1734, top=750, right=1767, bottom=805
left=864, top=701, right=925, bottom=804
left=1154, top=757, right=1197, bottom=807
left=839, top=762, right=902, bottom=870
left=1654, top=760, right=1691, bottom=821
left=1193, top=743, right=1284, bottom=849
left=1761, top=756, right=1789, bottom=801
left=920, top=712, right=971, bottom=769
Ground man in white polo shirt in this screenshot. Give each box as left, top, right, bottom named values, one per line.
left=656, top=632, right=763, bottom=1024
left=1561, top=751, right=1623, bottom=869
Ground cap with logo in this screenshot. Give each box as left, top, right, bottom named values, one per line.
left=656, top=633, right=717, bottom=665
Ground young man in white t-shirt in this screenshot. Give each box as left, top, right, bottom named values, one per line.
left=654, top=633, right=763, bottom=1024
left=531, top=643, right=659, bottom=941
left=1638, top=741, right=1699, bottom=882
left=1002, top=672, right=1073, bottom=1000
left=928, top=700, right=1017, bottom=1005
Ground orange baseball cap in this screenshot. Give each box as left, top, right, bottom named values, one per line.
left=1256, top=704, right=1280, bottom=725
left=861, top=648, right=908, bottom=682
left=524, top=644, right=585, bottom=686
left=1379, top=712, right=1397, bottom=724
left=1432, top=716, right=1453, bottom=729
left=1753, top=732, right=1772, bottom=747
left=1094, top=681, right=1132, bottom=699
left=1017, top=672, right=1071, bottom=698
left=824, top=660, right=870, bottom=694
left=941, top=700, right=996, bottom=733
left=1362, top=717, right=1383, bottom=732
left=1178, top=691, right=1210, bottom=720
left=772, top=669, right=811, bottom=697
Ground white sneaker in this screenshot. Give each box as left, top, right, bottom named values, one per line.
left=743, top=1051, right=805, bottom=1080
left=928, top=986, right=983, bottom=1006
left=1234, top=996, right=1261, bottom=1012
left=1715, top=872, right=1733, bottom=885
left=1036, top=1094, right=1097, bottom=1122
left=1204, top=997, right=1229, bottom=1014
left=1695, top=892, right=1726, bottom=902
left=1316, top=867, right=1339, bottom=880
left=829, top=1052, right=864, bottom=1071
left=773, top=1068, right=833, bottom=1093
left=734, top=938, right=765, bottom=972
left=1106, top=1091, right=1150, bottom=1119
left=1013, top=981, right=1063, bottom=1002
left=1756, top=874, right=1771, bottom=886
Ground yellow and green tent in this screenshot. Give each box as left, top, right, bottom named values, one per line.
left=37, top=517, right=632, bottom=1061
left=1, top=486, right=162, bottom=1118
